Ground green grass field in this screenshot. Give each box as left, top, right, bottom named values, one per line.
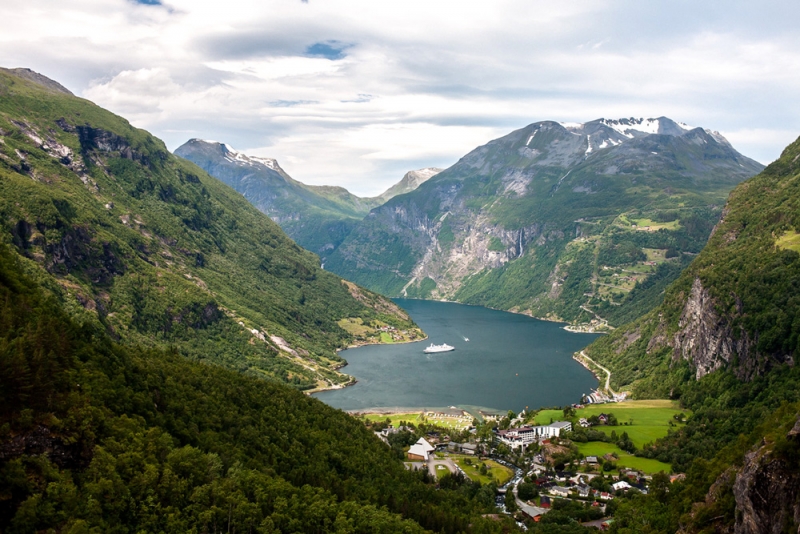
left=631, top=218, right=681, bottom=231
left=532, top=409, right=564, bottom=425
left=578, top=400, right=686, bottom=446
left=532, top=400, right=688, bottom=448
left=456, top=457, right=514, bottom=486
left=379, top=332, right=394, bottom=343
left=576, top=442, right=672, bottom=474
left=434, top=464, right=451, bottom=479
left=361, top=412, right=423, bottom=426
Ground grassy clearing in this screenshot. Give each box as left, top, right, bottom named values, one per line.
left=455, top=457, right=514, bottom=486
left=777, top=230, right=800, bottom=252
left=576, top=442, right=672, bottom=474
left=531, top=401, right=687, bottom=449
left=434, top=464, right=450, bottom=479
left=631, top=218, right=681, bottom=231
left=379, top=332, right=394, bottom=343
left=337, top=317, right=372, bottom=336
left=578, top=400, right=687, bottom=447
left=532, top=409, right=564, bottom=425
left=360, top=412, right=423, bottom=426
left=642, top=248, right=668, bottom=262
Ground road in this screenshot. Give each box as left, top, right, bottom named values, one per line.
left=428, top=458, right=457, bottom=480
left=577, top=350, right=613, bottom=393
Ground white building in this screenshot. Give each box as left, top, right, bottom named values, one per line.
left=497, top=421, right=574, bottom=449
left=612, top=481, right=632, bottom=492
left=407, top=437, right=435, bottom=461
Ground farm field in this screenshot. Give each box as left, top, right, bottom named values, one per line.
left=576, top=442, right=672, bottom=474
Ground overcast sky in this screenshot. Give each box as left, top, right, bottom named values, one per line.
left=2, top=0, right=798, bottom=195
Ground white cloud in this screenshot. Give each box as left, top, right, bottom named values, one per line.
left=1, top=0, right=799, bottom=193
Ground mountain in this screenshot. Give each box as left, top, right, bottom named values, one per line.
left=584, top=134, right=800, bottom=532
left=374, top=167, right=442, bottom=203
left=174, top=139, right=439, bottom=258
left=325, top=117, right=764, bottom=329
left=0, top=68, right=423, bottom=392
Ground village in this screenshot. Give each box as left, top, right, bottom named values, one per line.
left=358, top=399, right=688, bottom=529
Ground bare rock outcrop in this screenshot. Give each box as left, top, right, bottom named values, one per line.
left=732, top=418, right=800, bottom=534
left=670, top=278, right=753, bottom=379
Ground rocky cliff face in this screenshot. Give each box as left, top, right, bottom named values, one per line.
left=732, top=420, right=800, bottom=534
left=665, top=278, right=752, bottom=379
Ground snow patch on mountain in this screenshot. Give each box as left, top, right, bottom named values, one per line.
left=220, top=143, right=280, bottom=170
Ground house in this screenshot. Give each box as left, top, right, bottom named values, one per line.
left=576, top=484, right=591, bottom=498
left=611, top=480, right=631, bottom=492
left=407, top=437, right=435, bottom=461
left=585, top=456, right=599, bottom=465
left=461, top=442, right=478, bottom=455
left=549, top=486, right=572, bottom=497
left=579, top=418, right=591, bottom=428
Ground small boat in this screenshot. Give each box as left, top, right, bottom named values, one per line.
left=464, top=337, right=469, bottom=341
left=423, top=343, right=455, bottom=354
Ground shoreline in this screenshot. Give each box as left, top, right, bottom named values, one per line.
left=309, top=334, right=429, bottom=396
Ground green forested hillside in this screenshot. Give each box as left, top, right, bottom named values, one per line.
left=0, top=243, right=508, bottom=533
left=581, top=135, right=800, bottom=533
left=0, top=68, right=422, bottom=391
left=587, top=135, right=800, bottom=397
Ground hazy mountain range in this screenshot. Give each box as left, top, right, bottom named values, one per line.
left=175, top=138, right=440, bottom=258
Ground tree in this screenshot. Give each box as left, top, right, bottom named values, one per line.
left=517, top=482, right=539, bottom=501
left=504, top=489, right=518, bottom=512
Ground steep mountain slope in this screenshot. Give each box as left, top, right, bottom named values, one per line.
left=0, top=68, right=422, bottom=391
left=326, top=118, right=763, bottom=328
left=175, top=139, right=440, bottom=259
left=587, top=134, right=800, bottom=396
left=583, top=135, right=800, bottom=533
left=0, top=242, right=507, bottom=533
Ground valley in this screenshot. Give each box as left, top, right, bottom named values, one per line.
left=3, top=64, right=800, bottom=534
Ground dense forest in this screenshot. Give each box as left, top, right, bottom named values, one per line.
left=0, top=242, right=514, bottom=532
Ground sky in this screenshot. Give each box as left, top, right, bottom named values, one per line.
left=2, top=1, right=799, bottom=196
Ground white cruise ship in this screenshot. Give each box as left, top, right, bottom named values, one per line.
left=423, top=343, right=455, bottom=354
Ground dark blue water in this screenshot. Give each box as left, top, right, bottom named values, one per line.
left=314, top=299, right=600, bottom=413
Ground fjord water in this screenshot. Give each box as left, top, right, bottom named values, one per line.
left=314, top=299, right=600, bottom=413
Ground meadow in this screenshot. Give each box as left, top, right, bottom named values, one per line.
left=455, top=457, right=514, bottom=486
left=533, top=400, right=688, bottom=449
left=576, top=442, right=672, bottom=474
